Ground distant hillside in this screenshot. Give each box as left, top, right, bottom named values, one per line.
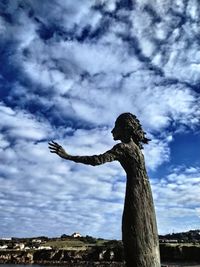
left=159, top=229, right=200, bottom=242
left=1, top=229, right=200, bottom=248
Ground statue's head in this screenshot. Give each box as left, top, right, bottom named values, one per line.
left=111, top=113, right=151, bottom=149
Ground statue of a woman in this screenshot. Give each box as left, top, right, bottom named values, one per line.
left=48, top=113, right=160, bottom=267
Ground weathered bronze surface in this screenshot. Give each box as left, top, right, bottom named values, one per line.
left=49, top=113, right=161, bottom=267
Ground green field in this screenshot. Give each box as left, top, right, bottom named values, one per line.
left=44, top=238, right=108, bottom=250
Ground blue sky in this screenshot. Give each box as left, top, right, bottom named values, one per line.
left=0, top=0, right=200, bottom=239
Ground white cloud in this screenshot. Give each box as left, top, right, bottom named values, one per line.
left=4, top=0, right=199, bottom=132
left=0, top=102, right=52, bottom=141
left=143, top=137, right=171, bottom=170
left=152, top=167, right=200, bottom=234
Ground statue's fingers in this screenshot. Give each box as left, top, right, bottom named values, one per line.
left=48, top=144, right=56, bottom=149
left=48, top=143, right=60, bottom=149
left=48, top=143, right=56, bottom=147
left=50, top=150, right=58, bottom=154
left=48, top=141, right=55, bottom=147
left=52, top=141, right=60, bottom=146
left=49, top=147, right=59, bottom=151
left=48, top=141, right=58, bottom=147
left=48, top=141, right=54, bottom=146
left=48, top=146, right=57, bottom=151
left=48, top=146, right=56, bottom=151
left=49, top=147, right=58, bottom=152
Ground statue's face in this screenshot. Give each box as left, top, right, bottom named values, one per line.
left=111, top=118, right=132, bottom=143
left=111, top=125, right=121, bottom=141
left=111, top=120, right=125, bottom=141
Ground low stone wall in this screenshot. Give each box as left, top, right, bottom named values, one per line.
left=0, top=247, right=124, bottom=265
left=160, top=244, right=200, bottom=262
left=0, top=250, right=34, bottom=264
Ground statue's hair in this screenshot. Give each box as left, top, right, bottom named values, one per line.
left=115, top=113, right=151, bottom=149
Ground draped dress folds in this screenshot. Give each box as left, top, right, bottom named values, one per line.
left=67, top=141, right=160, bottom=267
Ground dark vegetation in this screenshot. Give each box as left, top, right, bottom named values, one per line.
left=159, top=229, right=200, bottom=244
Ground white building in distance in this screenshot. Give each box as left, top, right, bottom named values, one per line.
left=71, top=232, right=82, bottom=238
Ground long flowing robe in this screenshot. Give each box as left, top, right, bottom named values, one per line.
left=67, top=141, right=160, bottom=267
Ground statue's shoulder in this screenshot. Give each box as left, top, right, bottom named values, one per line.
left=123, top=141, right=141, bottom=157
left=110, top=143, right=127, bottom=159
left=111, top=143, right=129, bottom=155
left=112, top=142, right=126, bottom=150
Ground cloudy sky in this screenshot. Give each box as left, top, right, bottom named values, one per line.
left=0, top=0, right=200, bottom=239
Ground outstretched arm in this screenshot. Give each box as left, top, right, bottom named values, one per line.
left=48, top=141, right=123, bottom=166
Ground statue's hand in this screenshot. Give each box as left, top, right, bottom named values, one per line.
left=48, top=141, right=68, bottom=159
